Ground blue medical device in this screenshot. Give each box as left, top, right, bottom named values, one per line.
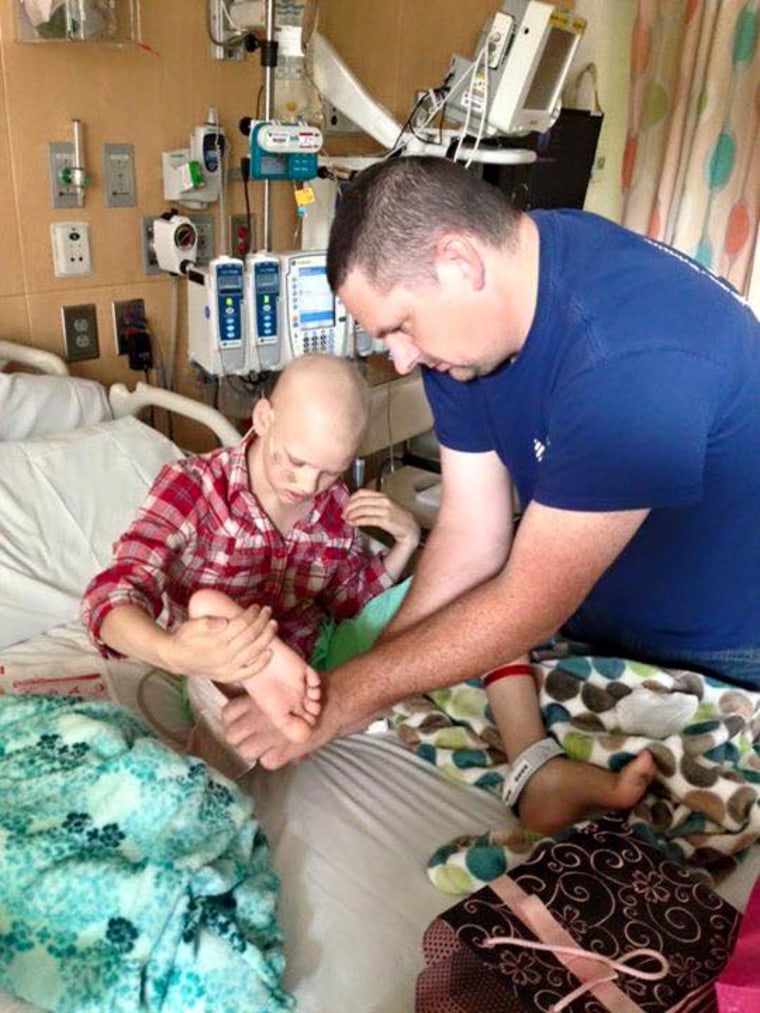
left=249, top=121, right=321, bottom=181
left=246, top=253, right=283, bottom=370
left=188, top=255, right=247, bottom=374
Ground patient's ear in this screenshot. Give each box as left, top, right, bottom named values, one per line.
left=252, top=397, right=273, bottom=436
left=434, top=234, right=485, bottom=291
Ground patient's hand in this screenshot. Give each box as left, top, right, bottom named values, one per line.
left=169, top=603, right=277, bottom=684
left=343, top=489, right=420, bottom=548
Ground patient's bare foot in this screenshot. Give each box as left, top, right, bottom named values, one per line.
left=517, top=751, right=656, bottom=835
left=239, top=637, right=322, bottom=744
left=188, top=588, right=321, bottom=744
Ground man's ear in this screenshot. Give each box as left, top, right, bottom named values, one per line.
left=252, top=397, right=273, bottom=436
left=434, top=234, right=485, bottom=291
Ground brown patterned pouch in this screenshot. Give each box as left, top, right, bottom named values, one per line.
left=416, top=815, right=740, bottom=1012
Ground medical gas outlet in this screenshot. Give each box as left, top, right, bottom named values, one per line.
left=51, top=221, right=92, bottom=277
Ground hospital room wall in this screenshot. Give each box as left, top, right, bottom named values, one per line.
left=0, top=1, right=636, bottom=436
left=0, top=1, right=295, bottom=439
left=318, top=0, right=637, bottom=223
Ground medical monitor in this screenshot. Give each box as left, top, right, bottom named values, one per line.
left=281, top=252, right=350, bottom=360
left=446, top=0, right=586, bottom=138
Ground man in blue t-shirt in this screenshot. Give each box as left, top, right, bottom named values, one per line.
left=221, top=156, right=760, bottom=835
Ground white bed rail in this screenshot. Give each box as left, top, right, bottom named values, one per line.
left=109, top=381, right=242, bottom=447
left=0, top=338, right=69, bottom=376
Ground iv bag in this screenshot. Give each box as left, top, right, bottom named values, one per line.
left=274, top=0, right=322, bottom=124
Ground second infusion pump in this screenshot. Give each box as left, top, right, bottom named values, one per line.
left=187, top=250, right=351, bottom=375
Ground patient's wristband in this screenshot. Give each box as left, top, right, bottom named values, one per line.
left=502, top=737, right=566, bottom=812
left=482, top=663, right=534, bottom=688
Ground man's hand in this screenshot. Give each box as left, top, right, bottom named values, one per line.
left=221, top=691, right=328, bottom=769
left=167, top=604, right=277, bottom=683
left=343, top=489, right=420, bottom=548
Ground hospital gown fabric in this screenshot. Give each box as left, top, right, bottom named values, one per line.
left=391, top=657, right=760, bottom=895
left=0, top=695, right=294, bottom=1013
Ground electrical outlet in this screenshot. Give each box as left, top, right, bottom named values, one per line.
left=61, top=304, right=99, bottom=362
left=103, top=143, right=137, bottom=207
left=191, top=214, right=215, bottom=265
left=230, top=213, right=256, bottom=257
left=50, top=221, right=92, bottom=277
left=113, top=298, right=147, bottom=355
left=141, top=216, right=162, bottom=275
left=48, top=141, right=79, bottom=209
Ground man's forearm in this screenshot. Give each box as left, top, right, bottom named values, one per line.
left=323, top=568, right=557, bottom=740
left=323, top=502, right=650, bottom=742
left=384, top=518, right=510, bottom=637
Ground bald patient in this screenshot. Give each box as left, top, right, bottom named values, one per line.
left=82, top=355, right=420, bottom=754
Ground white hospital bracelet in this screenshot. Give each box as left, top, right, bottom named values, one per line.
left=502, top=737, right=566, bottom=812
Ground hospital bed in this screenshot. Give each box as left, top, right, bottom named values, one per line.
left=0, top=339, right=515, bottom=1012
left=1, top=339, right=759, bottom=1012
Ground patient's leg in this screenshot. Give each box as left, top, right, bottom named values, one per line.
left=487, top=664, right=655, bottom=835
left=188, top=589, right=321, bottom=744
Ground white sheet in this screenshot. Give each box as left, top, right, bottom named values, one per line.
left=247, top=733, right=514, bottom=1012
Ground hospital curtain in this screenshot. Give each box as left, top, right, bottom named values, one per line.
left=621, top=0, right=759, bottom=296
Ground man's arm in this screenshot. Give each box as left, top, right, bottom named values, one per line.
left=224, top=499, right=649, bottom=766
left=384, top=446, right=515, bottom=634
left=324, top=502, right=649, bottom=725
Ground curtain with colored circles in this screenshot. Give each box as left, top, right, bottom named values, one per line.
left=621, top=0, right=759, bottom=295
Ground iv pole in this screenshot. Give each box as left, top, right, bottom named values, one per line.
left=261, top=0, right=276, bottom=252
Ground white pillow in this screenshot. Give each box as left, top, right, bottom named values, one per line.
left=0, top=416, right=183, bottom=650
left=0, top=372, right=111, bottom=439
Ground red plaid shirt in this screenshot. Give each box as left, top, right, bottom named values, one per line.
left=82, top=435, right=392, bottom=660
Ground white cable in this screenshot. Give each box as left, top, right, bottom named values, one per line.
left=454, top=43, right=488, bottom=163
left=215, top=122, right=228, bottom=255
left=167, top=275, right=179, bottom=391
left=384, top=53, right=487, bottom=160
left=465, top=37, right=491, bottom=167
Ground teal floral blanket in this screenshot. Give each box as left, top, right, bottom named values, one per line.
left=391, top=655, right=760, bottom=895
left=0, top=695, right=293, bottom=1012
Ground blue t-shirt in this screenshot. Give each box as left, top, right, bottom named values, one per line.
left=423, top=210, right=760, bottom=655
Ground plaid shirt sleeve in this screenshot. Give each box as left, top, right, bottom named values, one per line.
left=81, top=461, right=202, bottom=656
left=317, top=525, right=395, bottom=623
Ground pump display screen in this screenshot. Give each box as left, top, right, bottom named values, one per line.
left=296, top=264, right=335, bottom=329
left=217, top=270, right=243, bottom=292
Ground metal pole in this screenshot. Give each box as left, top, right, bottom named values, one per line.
left=262, top=0, right=276, bottom=251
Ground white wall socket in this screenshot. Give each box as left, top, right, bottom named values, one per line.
left=51, top=221, right=92, bottom=277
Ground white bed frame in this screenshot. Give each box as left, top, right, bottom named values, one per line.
left=0, top=338, right=69, bottom=376
left=0, top=338, right=240, bottom=448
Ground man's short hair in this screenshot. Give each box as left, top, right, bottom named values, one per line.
left=327, top=156, right=520, bottom=293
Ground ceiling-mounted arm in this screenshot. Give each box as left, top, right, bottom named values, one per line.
left=309, top=32, right=403, bottom=151
left=306, top=29, right=537, bottom=167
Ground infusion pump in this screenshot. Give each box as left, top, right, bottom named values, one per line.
left=187, top=250, right=352, bottom=375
